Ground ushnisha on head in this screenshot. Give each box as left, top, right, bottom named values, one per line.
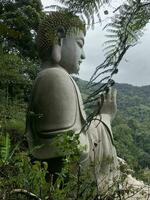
left=37, top=11, right=86, bottom=74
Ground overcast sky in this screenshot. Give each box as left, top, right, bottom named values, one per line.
left=41, top=0, right=150, bottom=86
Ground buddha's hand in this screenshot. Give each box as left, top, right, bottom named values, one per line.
left=98, top=87, right=117, bottom=123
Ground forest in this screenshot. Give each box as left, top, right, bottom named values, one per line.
left=75, top=77, right=150, bottom=182
left=0, top=0, right=150, bottom=199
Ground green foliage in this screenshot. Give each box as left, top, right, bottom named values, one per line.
left=0, top=79, right=149, bottom=198
left=0, top=52, right=39, bottom=101
left=0, top=123, right=147, bottom=199
left=0, top=0, right=44, bottom=59
left=84, top=0, right=150, bottom=107
left=49, top=0, right=110, bottom=25
left=12, top=154, right=49, bottom=198
left=138, top=167, right=150, bottom=183
left=113, top=123, right=139, bottom=168
left=7, top=118, right=25, bottom=135
left=0, top=1, right=150, bottom=197
left=76, top=78, right=150, bottom=183
left=0, top=152, right=50, bottom=200
left=0, top=129, right=99, bottom=200
left=0, top=133, right=11, bottom=164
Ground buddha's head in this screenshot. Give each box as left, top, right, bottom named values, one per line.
left=37, top=11, right=86, bottom=74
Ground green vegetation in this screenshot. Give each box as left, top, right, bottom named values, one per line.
left=0, top=0, right=150, bottom=198
left=0, top=0, right=43, bottom=59
left=75, top=78, right=150, bottom=183
left=1, top=75, right=149, bottom=199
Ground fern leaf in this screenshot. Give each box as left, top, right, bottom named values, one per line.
left=0, top=133, right=11, bottom=164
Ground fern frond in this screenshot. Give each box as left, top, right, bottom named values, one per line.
left=51, top=0, right=111, bottom=25
left=85, top=1, right=150, bottom=126
left=104, top=49, right=117, bottom=58
left=0, top=133, right=11, bottom=164
left=45, top=5, right=66, bottom=12
left=103, top=39, right=118, bottom=45
left=103, top=44, right=117, bottom=51
left=90, top=0, right=150, bottom=86
left=104, top=34, right=119, bottom=38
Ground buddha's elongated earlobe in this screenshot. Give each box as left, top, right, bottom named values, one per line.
left=51, top=44, right=62, bottom=63
left=51, top=27, right=66, bottom=63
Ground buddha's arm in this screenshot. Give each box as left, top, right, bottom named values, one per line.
left=29, top=67, right=79, bottom=136
left=88, top=88, right=118, bottom=165
left=26, top=67, right=86, bottom=159
left=90, top=88, right=117, bottom=148
left=98, top=88, right=117, bottom=132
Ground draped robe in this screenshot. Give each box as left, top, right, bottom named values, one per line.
left=26, top=66, right=119, bottom=192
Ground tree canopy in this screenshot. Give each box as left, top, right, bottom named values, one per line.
left=0, top=0, right=44, bottom=59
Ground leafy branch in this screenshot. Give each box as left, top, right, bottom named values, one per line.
left=89, top=0, right=150, bottom=95
left=45, top=0, right=111, bottom=25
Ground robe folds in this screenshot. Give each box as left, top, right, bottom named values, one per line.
left=26, top=66, right=119, bottom=192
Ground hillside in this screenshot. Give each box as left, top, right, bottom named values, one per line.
left=74, top=77, right=150, bottom=182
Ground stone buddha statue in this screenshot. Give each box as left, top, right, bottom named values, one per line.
left=26, top=11, right=119, bottom=192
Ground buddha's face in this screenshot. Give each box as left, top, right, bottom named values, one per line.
left=59, top=30, right=86, bottom=74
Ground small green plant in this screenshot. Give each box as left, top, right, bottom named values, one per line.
left=0, top=133, right=11, bottom=165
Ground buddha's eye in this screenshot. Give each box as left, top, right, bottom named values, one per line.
left=77, top=40, right=83, bottom=48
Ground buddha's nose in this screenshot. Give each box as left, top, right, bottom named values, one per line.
left=81, top=49, right=86, bottom=60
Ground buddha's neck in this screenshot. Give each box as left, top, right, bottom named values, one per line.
left=41, top=61, right=60, bottom=69
left=41, top=61, right=71, bottom=75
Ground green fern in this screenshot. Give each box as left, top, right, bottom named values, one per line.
left=89, top=0, right=150, bottom=92
left=46, top=0, right=111, bottom=25
left=0, top=133, right=11, bottom=164
left=84, top=0, right=150, bottom=125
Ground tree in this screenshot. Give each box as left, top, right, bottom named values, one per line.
left=0, top=1, right=44, bottom=102
left=0, top=52, right=39, bottom=101
left=0, top=0, right=44, bottom=59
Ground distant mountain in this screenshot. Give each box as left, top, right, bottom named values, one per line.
left=74, top=77, right=150, bottom=182
left=74, top=77, right=150, bottom=121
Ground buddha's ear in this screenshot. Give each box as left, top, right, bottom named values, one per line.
left=57, top=26, right=66, bottom=45
left=51, top=27, right=66, bottom=63
left=51, top=44, right=62, bottom=63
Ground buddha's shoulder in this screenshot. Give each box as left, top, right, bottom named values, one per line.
left=30, top=67, right=79, bottom=133
left=36, top=67, right=71, bottom=83
left=32, top=67, right=76, bottom=98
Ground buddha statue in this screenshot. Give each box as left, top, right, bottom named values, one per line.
left=26, top=11, right=119, bottom=193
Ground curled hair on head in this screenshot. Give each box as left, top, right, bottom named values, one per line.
left=37, top=11, right=86, bottom=62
